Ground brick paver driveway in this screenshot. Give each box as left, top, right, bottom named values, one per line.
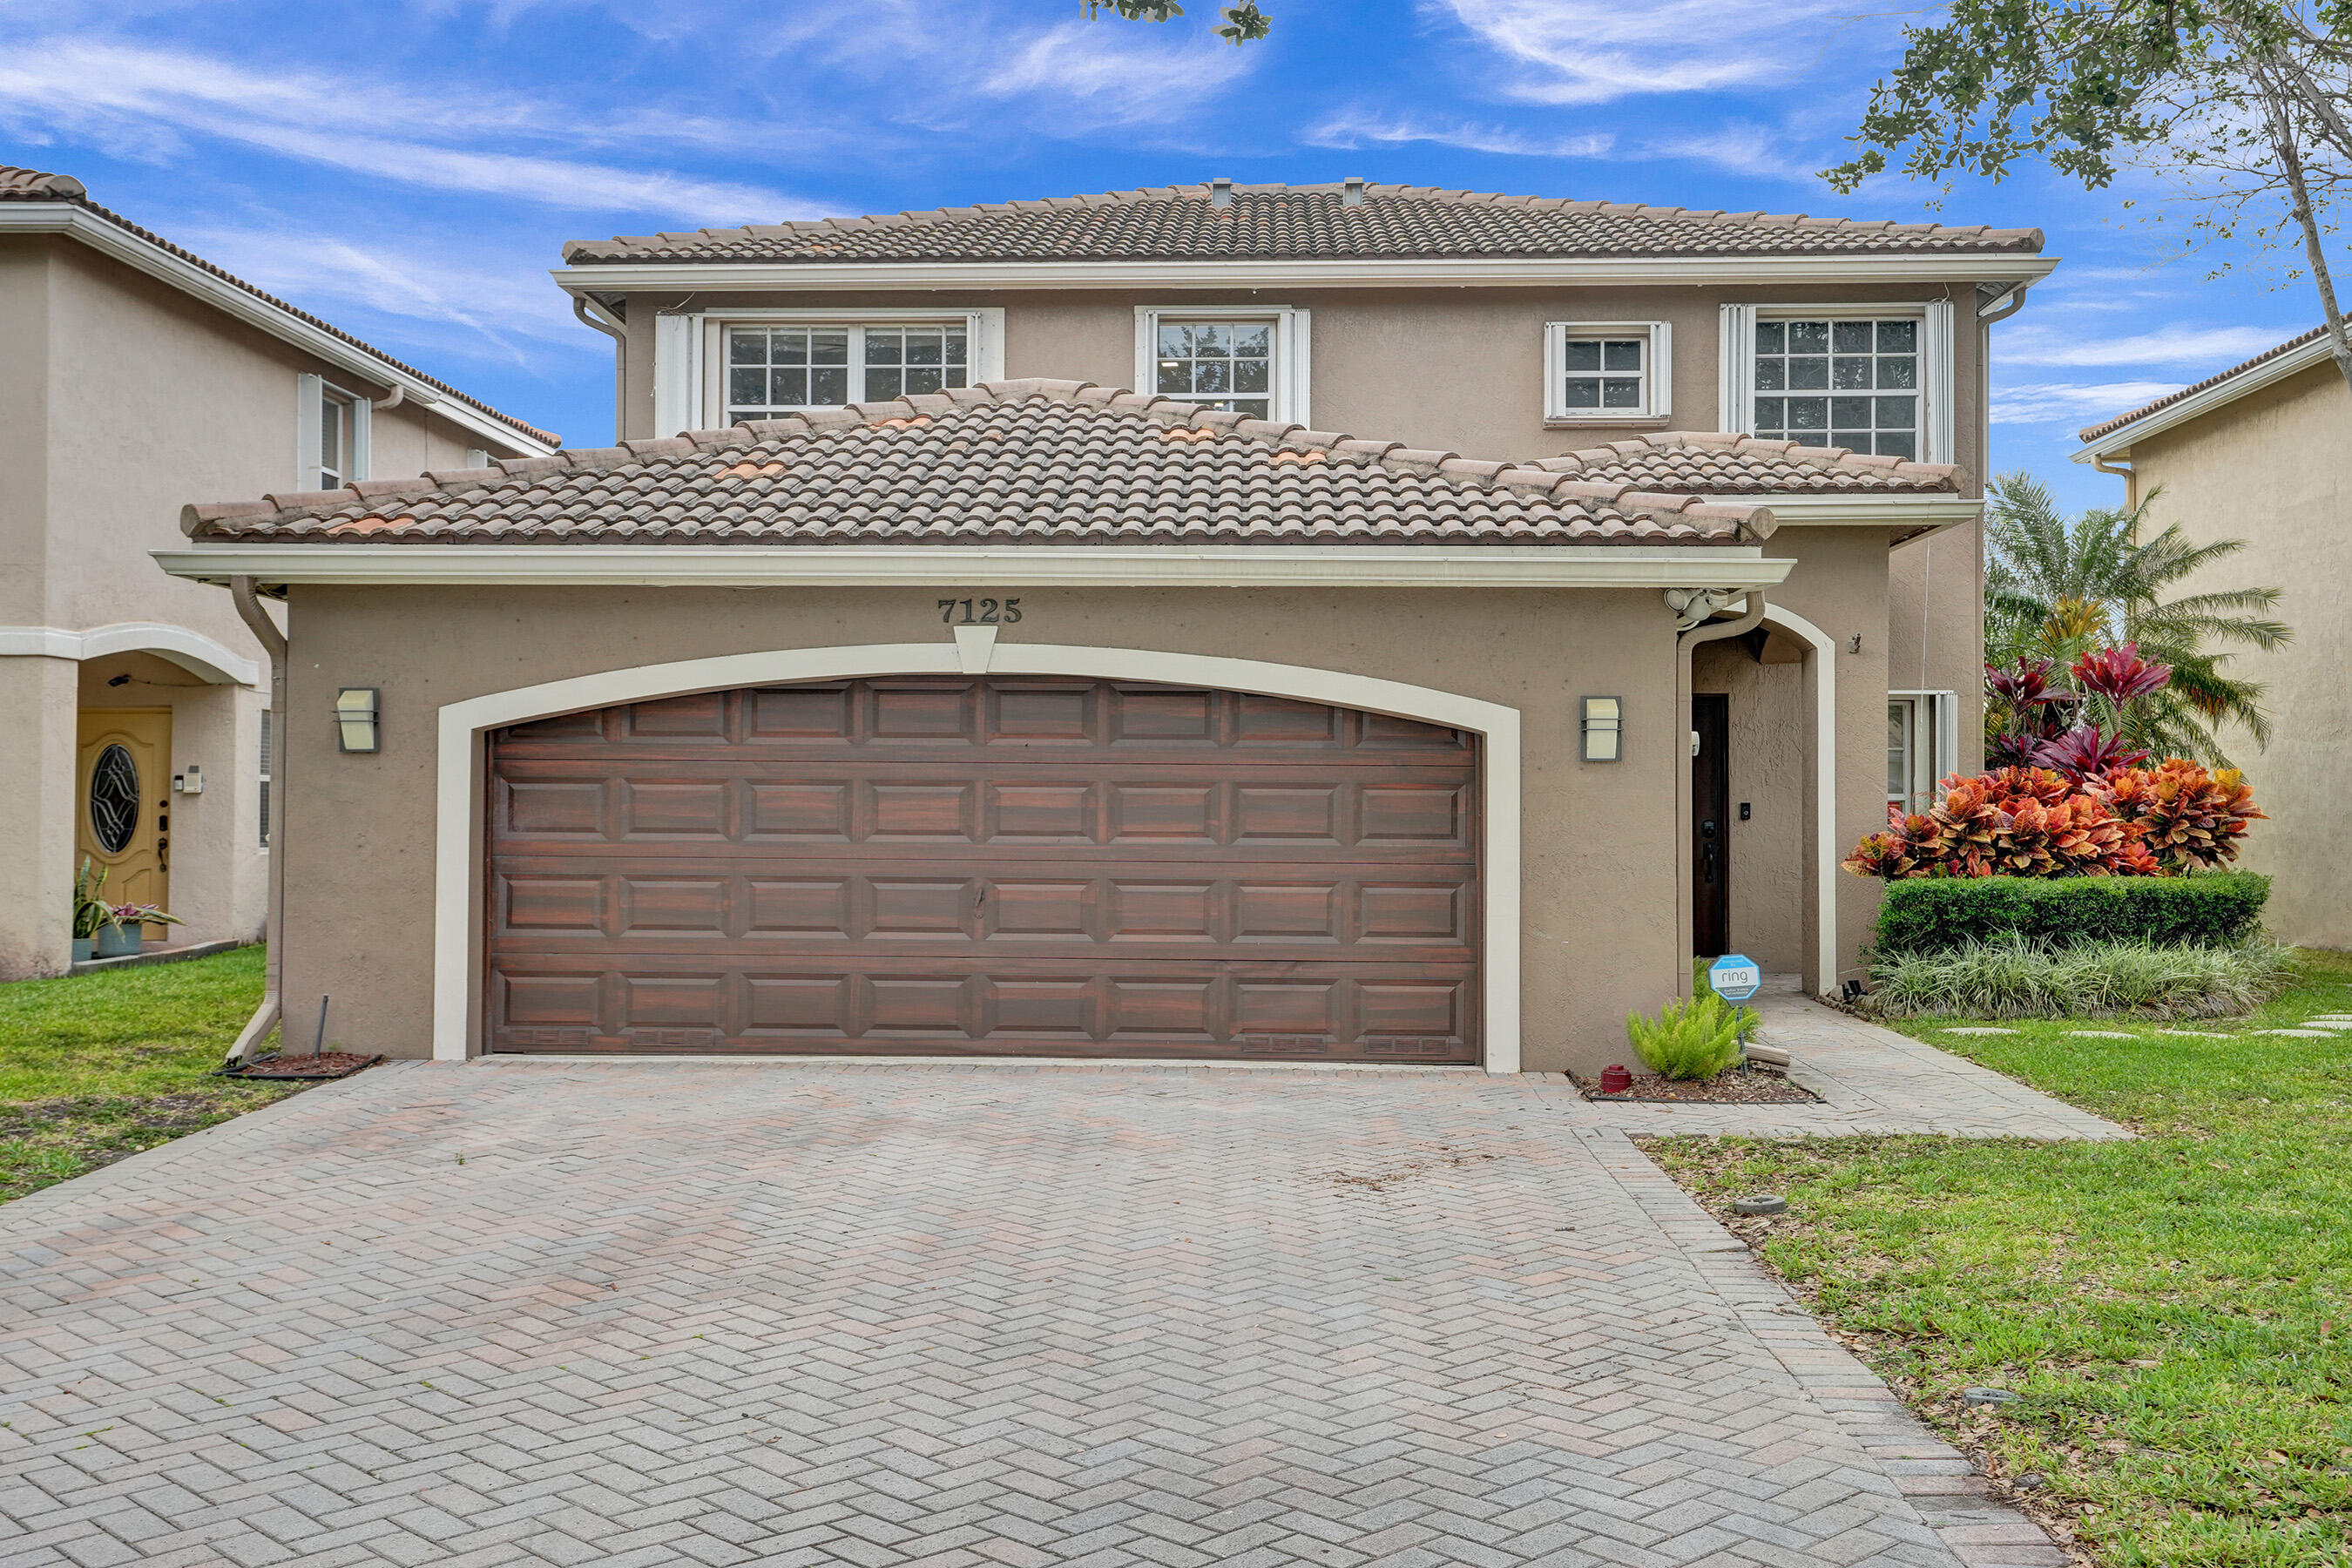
left=2, top=1064, right=2058, bottom=1568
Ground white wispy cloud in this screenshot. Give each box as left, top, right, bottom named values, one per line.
left=1306, top=111, right=1615, bottom=159
left=1425, top=0, right=1855, bottom=105
left=980, top=20, right=1257, bottom=125
left=1304, top=111, right=1817, bottom=181
left=1990, top=381, right=2183, bottom=425
left=0, top=37, right=814, bottom=220
left=172, top=225, right=585, bottom=360
left=1997, top=324, right=2291, bottom=367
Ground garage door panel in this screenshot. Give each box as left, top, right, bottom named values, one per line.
left=487, top=677, right=1477, bottom=1063
left=488, top=958, right=1474, bottom=1061
left=491, top=868, right=1473, bottom=961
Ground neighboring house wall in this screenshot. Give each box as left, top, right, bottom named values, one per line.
left=2116, top=359, right=2352, bottom=950
left=0, top=226, right=545, bottom=978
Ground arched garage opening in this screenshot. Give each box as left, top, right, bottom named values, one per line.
left=435, top=644, right=1522, bottom=1070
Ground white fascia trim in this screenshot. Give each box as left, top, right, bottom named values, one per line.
left=434, top=643, right=1524, bottom=1073
left=0, top=206, right=556, bottom=456
left=1758, top=605, right=1838, bottom=993
left=1709, top=496, right=1982, bottom=526
left=2072, top=331, right=2334, bottom=460
left=553, top=254, right=2060, bottom=292
left=156, top=544, right=1798, bottom=591
left=0, top=621, right=260, bottom=686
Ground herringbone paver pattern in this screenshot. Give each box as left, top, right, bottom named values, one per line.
left=2, top=1064, right=2063, bottom=1567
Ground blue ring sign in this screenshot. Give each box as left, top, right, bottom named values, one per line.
left=1707, top=954, right=1763, bottom=1003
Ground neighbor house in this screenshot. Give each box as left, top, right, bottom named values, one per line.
left=2074, top=326, right=2351, bottom=950
left=0, top=166, right=558, bottom=980
left=158, top=180, right=2052, bottom=1071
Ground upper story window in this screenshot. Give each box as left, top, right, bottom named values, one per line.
left=1133, top=307, right=1308, bottom=424
left=1720, top=303, right=1954, bottom=463
left=1754, top=318, right=1918, bottom=458
left=723, top=323, right=967, bottom=422
left=1544, top=321, right=1672, bottom=422
left=1154, top=321, right=1273, bottom=418
left=668, top=312, right=1001, bottom=433
left=297, top=373, right=369, bottom=490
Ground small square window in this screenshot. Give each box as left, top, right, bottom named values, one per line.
left=1547, top=323, right=1669, bottom=421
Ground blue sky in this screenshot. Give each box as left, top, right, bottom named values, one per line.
left=1, top=0, right=2328, bottom=508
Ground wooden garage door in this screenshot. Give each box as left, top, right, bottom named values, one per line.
left=484, top=677, right=1479, bottom=1063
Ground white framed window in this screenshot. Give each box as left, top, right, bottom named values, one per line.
left=1887, top=690, right=1958, bottom=813
left=1718, top=302, right=1955, bottom=463
left=1133, top=306, right=1309, bottom=423
left=296, top=372, right=369, bottom=489
left=258, top=708, right=273, bottom=849
left=657, top=309, right=1005, bottom=435
left=1544, top=321, right=1672, bottom=422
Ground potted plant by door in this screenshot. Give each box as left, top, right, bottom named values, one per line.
left=94, top=900, right=182, bottom=959
left=71, top=859, right=111, bottom=963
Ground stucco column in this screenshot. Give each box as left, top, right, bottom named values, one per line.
left=0, top=655, right=82, bottom=978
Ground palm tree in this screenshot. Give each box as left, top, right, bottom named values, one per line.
left=1983, top=473, right=2291, bottom=762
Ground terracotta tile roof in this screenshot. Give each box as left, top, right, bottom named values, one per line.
left=563, top=182, right=2045, bottom=266
left=2, top=166, right=559, bottom=449
left=1539, top=432, right=1959, bottom=495
left=181, top=380, right=1777, bottom=548
left=2075, top=323, right=2329, bottom=443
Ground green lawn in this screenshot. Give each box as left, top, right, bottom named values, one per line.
left=0, top=945, right=299, bottom=1203
left=1650, top=948, right=2352, bottom=1568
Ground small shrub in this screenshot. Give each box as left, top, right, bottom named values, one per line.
left=1865, top=935, right=2293, bottom=1020
left=1874, top=872, right=2269, bottom=956
left=1626, top=992, right=1758, bottom=1079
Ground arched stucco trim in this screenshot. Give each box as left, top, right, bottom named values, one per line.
left=0, top=621, right=260, bottom=686
left=432, top=642, right=1523, bottom=1071
left=1756, top=606, right=1838, bottom=992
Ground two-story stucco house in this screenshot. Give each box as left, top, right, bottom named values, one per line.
left=0, top=166, right=558, bottom=984
left=2073, top=326, right=2351, bottom=950
left=158, top=181, right=2053, bottom=1071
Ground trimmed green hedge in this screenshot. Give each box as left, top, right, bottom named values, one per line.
left=1872, top=873, right=2270, bottom=956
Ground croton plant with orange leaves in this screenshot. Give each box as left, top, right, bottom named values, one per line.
left=1846, top=647, right=2265, bottom=881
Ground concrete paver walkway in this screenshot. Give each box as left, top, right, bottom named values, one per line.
left=1571, top=984, right=2131, bottom=1141
left=1, top=1061, right=2068, bottom=1568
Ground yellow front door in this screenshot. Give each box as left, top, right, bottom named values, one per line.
left=77, top=709, right=172, bottom=935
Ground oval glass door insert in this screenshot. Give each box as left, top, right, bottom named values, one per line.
left=89, top=743, right=140, bottom=855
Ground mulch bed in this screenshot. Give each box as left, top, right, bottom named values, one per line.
left=221, top=1052, right=382, bottom=1081
left=1572, top=1067, right=1821, bottom=1105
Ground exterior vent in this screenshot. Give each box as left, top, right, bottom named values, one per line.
left=1209, top=177, right=1234, bottom=210
left=1342, top=177, right=1367, bottom=207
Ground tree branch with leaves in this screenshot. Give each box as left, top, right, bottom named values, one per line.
left=1828, top=1, right=2352, bottom=398
left=1078, top=0, right=1271, bottom=44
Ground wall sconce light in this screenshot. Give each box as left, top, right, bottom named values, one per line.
left=335, top=687, right=381, bottom=754
left=1580, top=695, right=1622, bottom=762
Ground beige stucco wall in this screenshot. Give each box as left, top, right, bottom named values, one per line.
left=2119, top=359, right=2352, bottom=949
left=0, top=233, right=540, bottom=977
left=271, top=534, right=1901, bottom=1067
left=615, top=281, right=1990, bottom=482
left=1693, top=638, right=1808, bottom=976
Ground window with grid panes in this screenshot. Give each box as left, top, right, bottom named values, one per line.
left=724, top=325, right=966, bottom=422
left=1753, top=319, right=1919, bottom=458
left=1559, top=335, right=1647, bottom=413
left=1154, top=321, right=1273, bottom=417
left=318, top=388, right=355, bottom=486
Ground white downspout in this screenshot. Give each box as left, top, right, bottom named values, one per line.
left=227, top=575, right=286, bottom=1062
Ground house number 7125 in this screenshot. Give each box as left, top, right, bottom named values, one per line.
left=939, top=598, right=1022, bottom=625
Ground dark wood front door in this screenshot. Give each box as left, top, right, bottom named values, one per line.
left=484, top=677, right=1480, bottom=1063
left=1691, top=693, right=1730, bottom=958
